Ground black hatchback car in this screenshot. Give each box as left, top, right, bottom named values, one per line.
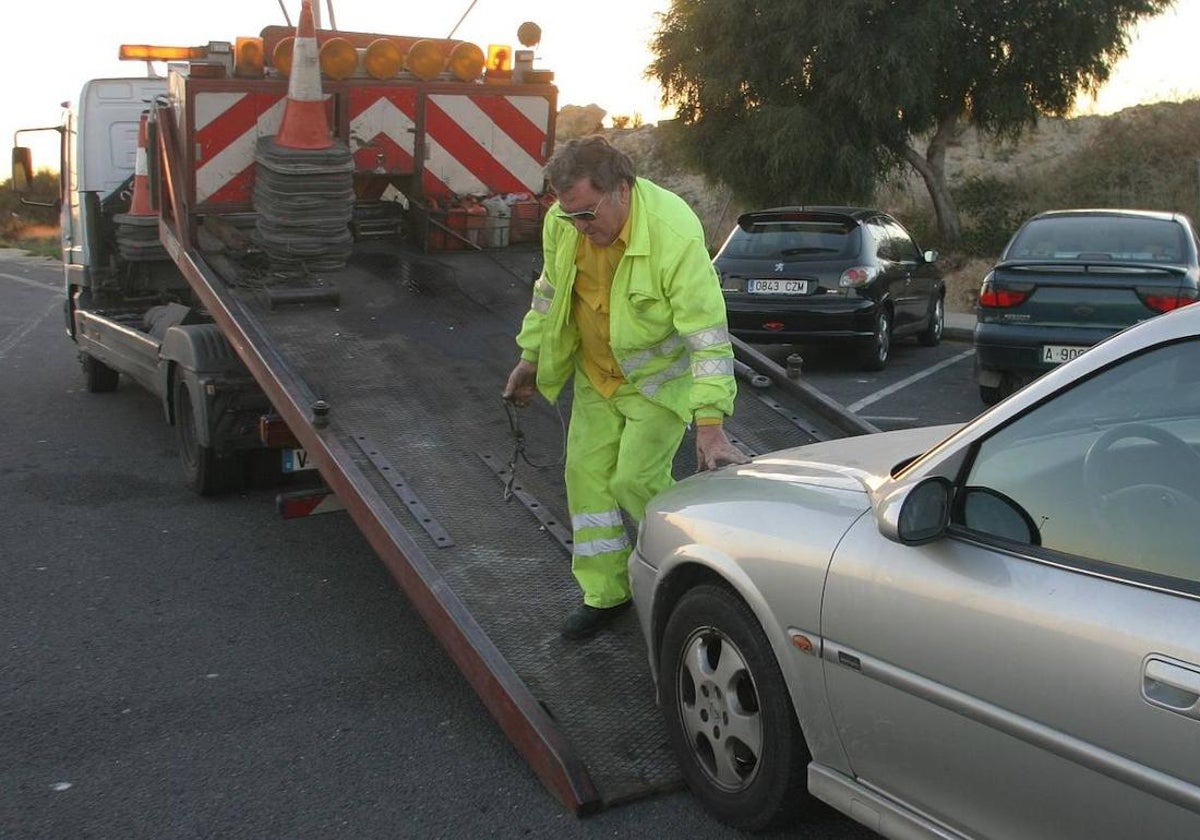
left=713, top=207, right=944, bottom=370
left=974, top=208, right=1200, bottom=404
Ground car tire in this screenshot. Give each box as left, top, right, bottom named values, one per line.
left=917, top=294, right=944, bottom=347
left=859, top=307, right=891, bottom=371
left=175, top=377, right=236, bottom=496
left=979, top=383, right=1003, bottom=406
left=82, top=353, right=120, bottom=393
left=660, top=584, right=811, bottom=831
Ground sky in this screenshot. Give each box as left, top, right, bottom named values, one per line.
left=5, top=0, right=1198, bottom=172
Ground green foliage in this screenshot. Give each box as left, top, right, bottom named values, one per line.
left=952, top=176, right=1031, bottom=256
left=1031, top=101, right=1200, bottom=218
left=649, top=0, right=1175, bottom=241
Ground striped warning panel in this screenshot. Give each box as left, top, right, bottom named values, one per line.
left=422, top=92, right=552, bottom=199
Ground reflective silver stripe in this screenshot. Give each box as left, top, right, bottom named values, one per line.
left=574, top=535, right=631, bottom=558
left=573, top=510, right=624, bottom=531
left=621, top=334, right=684, bottom=377
left=684, top=325, right=730, bottom=351
left=531, top=296, right=551, bottom=314
left=692, top=357, right=735, bottom=378
left=640, top=354, right=692, bottom=397
left=534, top=276, right=554, bottom=297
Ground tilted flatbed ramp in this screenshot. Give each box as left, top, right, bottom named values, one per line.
left=166, top=223, right=874, bottom=811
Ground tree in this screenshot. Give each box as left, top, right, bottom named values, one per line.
left=649, top=0, right=1175, bottom=245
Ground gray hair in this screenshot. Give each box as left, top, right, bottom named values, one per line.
left=544, top=135, right=636, bottom=196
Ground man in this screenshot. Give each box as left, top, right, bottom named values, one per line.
left=502, top=135, right=748, bottom=641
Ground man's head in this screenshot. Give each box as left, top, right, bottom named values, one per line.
left=544, top=136, right=635, bottom=248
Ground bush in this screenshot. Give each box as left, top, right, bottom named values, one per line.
left=953, top=175, right=1030, bottom=256
left=0, top=170, right=59, bottom=245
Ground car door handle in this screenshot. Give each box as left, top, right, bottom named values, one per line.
left=1143, top=657, right=1200, bottom=718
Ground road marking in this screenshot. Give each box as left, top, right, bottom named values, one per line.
left=0, top=271, right=61, bottom=294
left=848, top=348, right=976, bottom=413
left=0, top=297, right=61, bottom=360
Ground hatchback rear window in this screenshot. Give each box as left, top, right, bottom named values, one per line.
left=719, top=220, right=858, bottom=260
left=1007, top=216, right=1186, bottom=263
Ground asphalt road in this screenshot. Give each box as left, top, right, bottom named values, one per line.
left=1, top=250, right=883, bottom=840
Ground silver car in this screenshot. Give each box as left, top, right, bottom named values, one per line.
left=631, top=300, right=1200, bottom=838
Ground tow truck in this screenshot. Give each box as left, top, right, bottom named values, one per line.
left=11, top=0, right=876, bottom=814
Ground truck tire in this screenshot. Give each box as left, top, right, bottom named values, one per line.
left=660, top=584, right=811, bottom=831
left=175, top=378, right=234, bottom=496
left=82, top=353, right=120, bottom=393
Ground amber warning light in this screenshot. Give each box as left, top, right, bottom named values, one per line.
left=119, top=44, right=209, bottom=62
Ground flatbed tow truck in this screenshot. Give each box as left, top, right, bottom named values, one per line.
left=12, top=2, right=876, bottom=814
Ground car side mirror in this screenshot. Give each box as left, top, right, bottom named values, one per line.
left=11, top=146, right=32, bottom=193
left=958, top=486, right=1041, bottom=545
left=875, top=476, right=952, bottom=545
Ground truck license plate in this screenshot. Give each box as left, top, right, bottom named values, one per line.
left=1042, top=344, right=1088, bottom=364
left=282, top=448, right=318, bottom=473
left=747, top=279, right=808, bottom=294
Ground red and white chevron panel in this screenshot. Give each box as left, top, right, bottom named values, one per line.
left=422, top=92, right=551, bottom=199
left=185, top=82, right=551, bottom=207
left=348, top=88, right=418, bottom=174
left=193, top=91, right=285, bottom=205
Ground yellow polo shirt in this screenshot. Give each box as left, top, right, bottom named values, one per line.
left=572, top=203, right=633, bottom=397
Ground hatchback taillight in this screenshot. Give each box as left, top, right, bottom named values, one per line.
left=1137, top=288, right=1199, bottom=313
left=978, top=277, right=1033, bottom=308
left=839, top=266, right=876, bottom=288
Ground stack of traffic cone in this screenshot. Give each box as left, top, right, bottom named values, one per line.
left=275, top=0, right=331, bottom=150
left=114, top=110, right=167, bottom=261
left=253, top=0, right=354, bottom=272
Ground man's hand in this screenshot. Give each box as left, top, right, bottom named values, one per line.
left=694, top=424, right=751, bottom=472
left=502, top=359, right=538, bottom=407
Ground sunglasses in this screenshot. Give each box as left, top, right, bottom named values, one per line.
left=555, top=194, right=606, bottom=223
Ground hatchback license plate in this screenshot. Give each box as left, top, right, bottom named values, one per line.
left=747, top=279, right=808, bottom=294
left=1042, top=344, right=1088, bottom=364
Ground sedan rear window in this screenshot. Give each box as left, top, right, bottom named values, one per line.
left=719, top=220, right=858, bottom=260
left=1007, top=216, right=1186, bottom=263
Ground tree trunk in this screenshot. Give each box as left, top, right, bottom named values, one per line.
left=903, top=113, right=962, bottom=247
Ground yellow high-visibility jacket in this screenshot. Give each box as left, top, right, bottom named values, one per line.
left=516, top=177, right=737, bottom=424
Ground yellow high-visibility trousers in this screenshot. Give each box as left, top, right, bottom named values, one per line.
left=565, top=375, right=686, bottom=608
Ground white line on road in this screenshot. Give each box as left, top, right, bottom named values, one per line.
left=848, top=348, right=976, bottom=413
left=0, top=296, right=61, bottom=360
left=0, top=271, right=61, bottom=294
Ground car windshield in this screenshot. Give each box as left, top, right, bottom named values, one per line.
left=720, top=219, right=858, bottom=260
left=1007, top=216, right=1186, bottom=263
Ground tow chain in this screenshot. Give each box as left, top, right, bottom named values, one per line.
left=500, top=397, right=565, bottom=501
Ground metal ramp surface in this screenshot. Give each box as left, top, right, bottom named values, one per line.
left=195, top=240, right=856, bottom=811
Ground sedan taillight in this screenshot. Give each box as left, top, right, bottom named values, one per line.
left=978, top=278, right=1033, bottom=308
left=1137, top=288, right=1199, bottom=313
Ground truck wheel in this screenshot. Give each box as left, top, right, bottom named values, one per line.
left=82, top=354, right=120, bottom=393
left=859, top=307, right=891, bottom=371
left=659, top=584, right=811, bottom=831
left=175, top=378, right=233, bottom=495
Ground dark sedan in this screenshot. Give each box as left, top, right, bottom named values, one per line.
left=713, top=207, right=944, bottom=370
left=974, top=208, right=1200, bottom=404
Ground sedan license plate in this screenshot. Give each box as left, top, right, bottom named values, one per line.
left=746, top=279, right=808, bottom=295
left=282, top=448, right=318, bottom=473
left=1042, top=344, right=1088, bottom=365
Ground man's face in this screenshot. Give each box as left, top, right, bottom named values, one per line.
left=555, top=179, right=629, bottom=248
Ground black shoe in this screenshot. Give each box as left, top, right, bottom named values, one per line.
left=560, top=601, right=632, bottom=640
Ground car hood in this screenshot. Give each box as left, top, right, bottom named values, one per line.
left=731, top=423, right=961, bottom=491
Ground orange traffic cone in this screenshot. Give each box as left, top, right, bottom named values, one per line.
left=128, top=111, right=154, bottom=216
left=274, top=0, right=332, bottom=150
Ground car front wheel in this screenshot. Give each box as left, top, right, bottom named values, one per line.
left=660, top=584, right=810, bottom=831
